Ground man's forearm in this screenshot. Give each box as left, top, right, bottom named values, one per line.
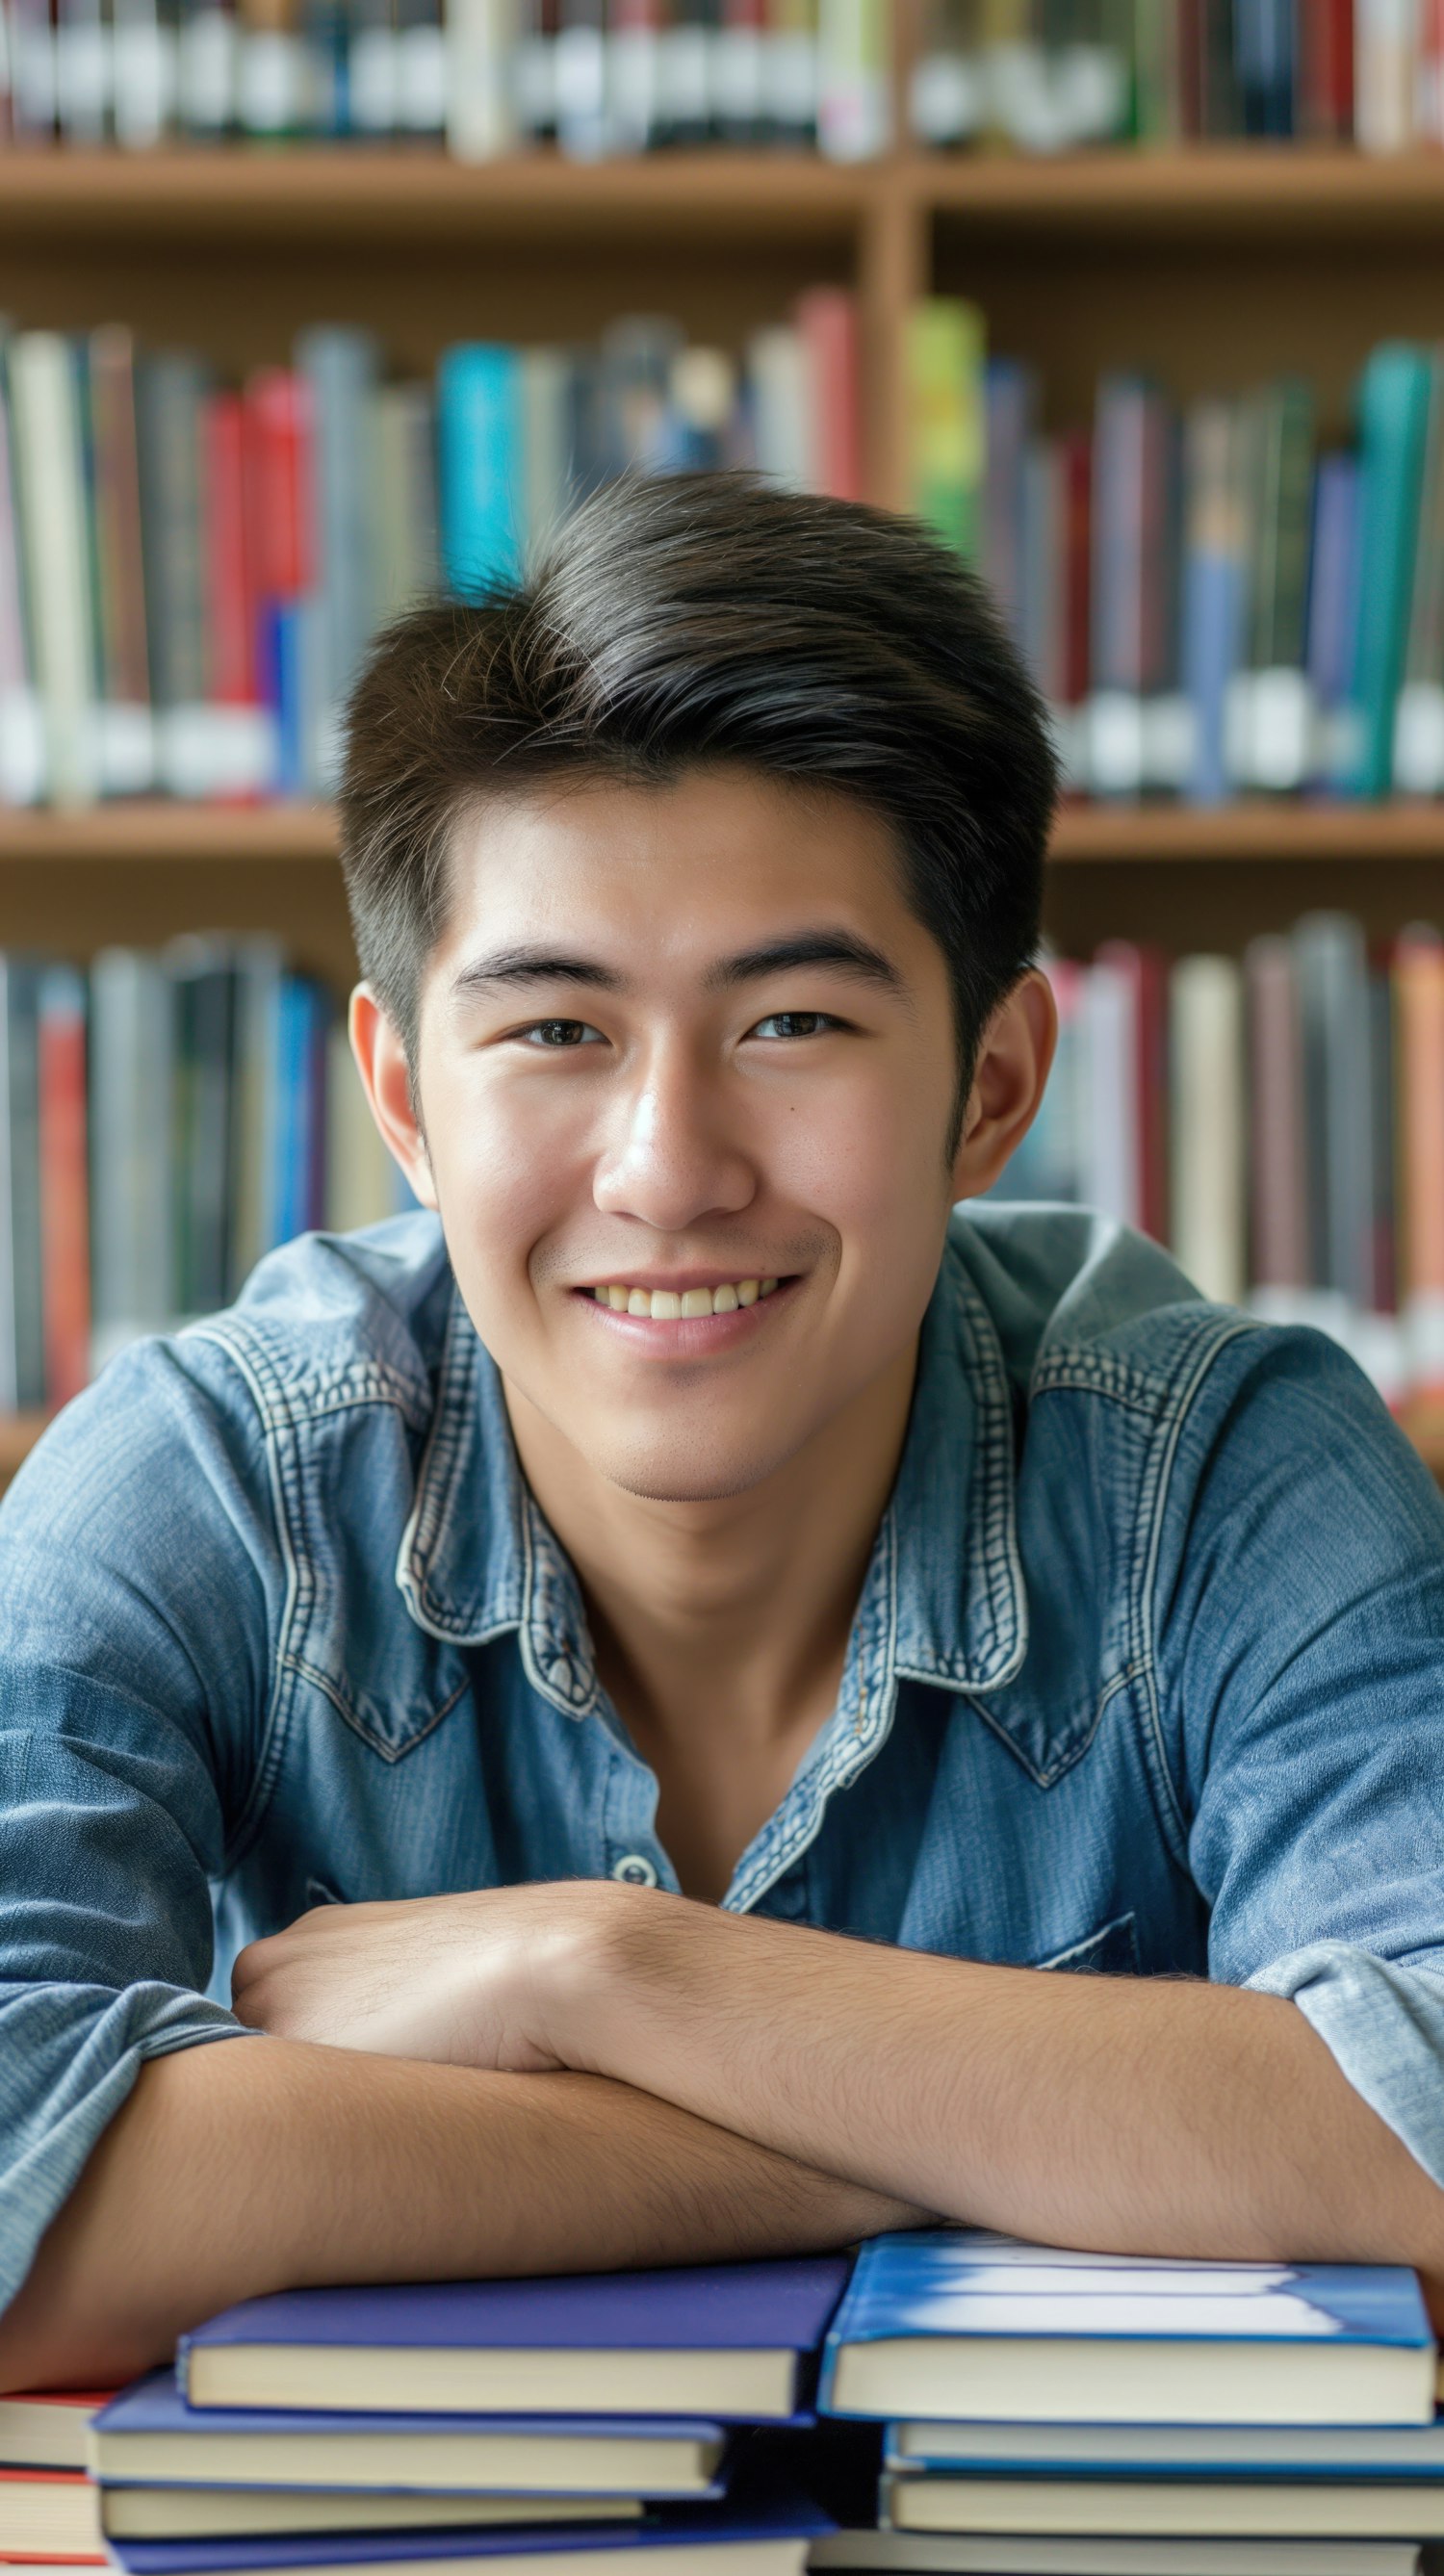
left=555, top=1899, right=1444, bottom=2293
left=0, top=2031, right=924, bottom=2390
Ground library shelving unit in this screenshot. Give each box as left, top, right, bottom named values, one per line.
left=5, top=99, right=1444, bottom=1480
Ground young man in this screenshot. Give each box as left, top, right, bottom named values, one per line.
left=3, top=475, right=1444, bottom=2389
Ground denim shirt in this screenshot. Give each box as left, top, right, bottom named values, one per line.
left=5, top=1202, right=1444, bottom=2310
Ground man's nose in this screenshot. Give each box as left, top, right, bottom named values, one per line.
left=591, top=1048, right=756, bottom=1232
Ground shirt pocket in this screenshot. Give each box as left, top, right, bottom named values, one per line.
left=1034, top=1909, right=1139, bottom=1974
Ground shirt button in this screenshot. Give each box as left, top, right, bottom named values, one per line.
left=611, top=1853, right=658, bottom=1887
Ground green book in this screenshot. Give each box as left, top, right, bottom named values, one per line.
left=1346, top=341, right=1432, bottom=799
left=907, top=297, right=984, bottom=563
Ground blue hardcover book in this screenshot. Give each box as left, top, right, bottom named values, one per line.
left=178, top=2260, right=851, bottom=2421
left=106, top=2494, right=829, bottom=2576
left=92, top=2374, right=728, bottom=2500
left=437, top=346, right=522, bottom=599
left=817, top=2231, right=1435, bottom=2429
left=1344, top=343, right=1431, bottom=799
left=885, top=2411, right=1444, bottom=2478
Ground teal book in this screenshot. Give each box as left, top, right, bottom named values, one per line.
left=1344, top=343, right=1432, bottom=799
left=437, top=344, right=523, bottom=600
left=817, top=2230, right=1436, bottom=2428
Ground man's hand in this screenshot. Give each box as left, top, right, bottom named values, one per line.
left=230, top=1882, right=619, bottom=2071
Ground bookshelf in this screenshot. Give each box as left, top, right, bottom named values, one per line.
left=7, top=33, right=1444, bottom=1478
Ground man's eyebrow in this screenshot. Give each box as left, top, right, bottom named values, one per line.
left=451, top=946, right=629, bottom=1000
left=449, top=930, right=907, bottom=1004
left=704, top=932, right=906, bottom=993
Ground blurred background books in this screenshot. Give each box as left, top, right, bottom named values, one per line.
left=7, top=2, right=1444, bottom=1496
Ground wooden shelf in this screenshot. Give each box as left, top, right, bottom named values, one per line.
left=5, top=797, right=1444, bottom=867
left=5, top=143, right=1444, bottom=246
left=0, top=144, right=879, bottom=242
left=921, top=143, right=1444, bottom=237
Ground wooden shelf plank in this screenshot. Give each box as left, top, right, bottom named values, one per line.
left=4, top=144, right=1444, bottom=245
left=1048, top=800, right=1444, bottom=863
left=921, top=144, right=1444, bottom=236
left=0, top=801, right=337, bottom=860
left=0, top=145, right=877, bottom=242
left=4, top=797, right=1444, bottom=866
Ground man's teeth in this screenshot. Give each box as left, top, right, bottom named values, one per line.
left=591, top=1278, right=781, bottom=1318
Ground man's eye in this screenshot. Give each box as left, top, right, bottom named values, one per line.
left=518, top=1019, right=604, bottom=1048
left=750, top=1012, right=839, bottom=1040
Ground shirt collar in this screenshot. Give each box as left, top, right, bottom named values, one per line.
left=395, top=1223, right=1028, bottom=1712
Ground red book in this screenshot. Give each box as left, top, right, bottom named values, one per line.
left=1096, top=940, right=1171, bottom=1250
left=0, top=2467, right=103, bottom=2563
left=795, top=287, right=861, bottom=504
left=1300, top=0, right=1354, bottom=139
left=204, top=389, right=257, bottom=708
left=37, top=966, right=90, bottom=1414
left=244, top=367, right=314, bottom=604
left=1421, top=0, right=1444, bottom=143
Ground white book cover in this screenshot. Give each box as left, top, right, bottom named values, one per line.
left=9, top=333, right=97, bottom=808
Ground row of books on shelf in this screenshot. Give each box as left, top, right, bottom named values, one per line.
left=916, top=316, right=1444, bottom=805
left=0, top=300, right=857, bottom=811
left=915, top=0, right=1444, bottom=156
left=5, top=2230, right=1444, bottom=2576
left=0, top=939, right=407, bottom=1416
left=11, top=0, right=1444, bottom=163
left=995, top=911, right=1444, bottom=1411
left=7, top=905, right=1444, bottom=1424
left=19, top=299, right=1444, bottom=818
left=0, top=0, right=875, bottom=156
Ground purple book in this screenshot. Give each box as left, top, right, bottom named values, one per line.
left=106, top=2495, right=831, bottom=2576
left=93, top=2371, right=732, bottom=2500
left=178, top=2261, right=852, bottom=2422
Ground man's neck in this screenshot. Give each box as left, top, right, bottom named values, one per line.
left=503, top=1341, right=919, bottom=1781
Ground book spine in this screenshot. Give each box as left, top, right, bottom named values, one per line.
left=89, top=324, right=155, bottom=799
left=1, top=959, right=45, bottom=1409
left=1354, top=0, right=1417, bottom=152
left=0, top=338, right=46, bottom=806
left=1170, top=953, right=1245, bottom=1305
left=37, top=963, right=90, bottom=1412
left=794, top=287, right=861, bottom=502
left=9, top=333, right=98, bottom=809
left=1345, top=342, right=1431, bottom=798
left=815, top=0, right=888, bottom=158
left=444, top=0, right=514, bottom=155
left=437, top=343, right=524, bottom=594
left=907, top=298, right=985, bottom=563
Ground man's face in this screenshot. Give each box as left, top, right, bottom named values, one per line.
left=404, top=767, right=968, bottom=1506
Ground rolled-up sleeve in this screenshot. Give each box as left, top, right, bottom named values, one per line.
left=0, top=1330, right=279, bottom=2310
left=1153, top=1321, right=1444, bottom=2187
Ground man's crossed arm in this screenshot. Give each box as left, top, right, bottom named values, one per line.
left=6, top=1878, right=1444, bottom=2388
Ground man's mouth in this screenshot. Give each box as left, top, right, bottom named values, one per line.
left=581, top=1277, right=786, bottom=1320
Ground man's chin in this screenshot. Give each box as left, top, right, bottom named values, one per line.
left=598, top=1432, right=804, bottom=1508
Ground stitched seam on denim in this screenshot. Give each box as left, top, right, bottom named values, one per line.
left=953, top=1261, right=1027, bottom=1685
left=1031, top=1347, right=1177, bottom=1410
left=1134, top=1317, right=1259, bottom=1867
left=1030, top=1378, right=1179, bottom=1426
left=410, top=1297, right=476, bottom=1627
left=279, top=1654, right=471, bottom=1763
left=962, top=1657, right=1142, bottom=1791
left=728, top=1506, right=900, bottom=1913
left=178, top=1322, right=430, bottom=1430
left=188, top=1326, right=306, bottom=1875
left=525, top=1492, right=603, bottom=1722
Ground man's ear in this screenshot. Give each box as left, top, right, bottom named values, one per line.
left=348, top=984, right=439, bottom=1212
left=949, top=967, right=1059, bottom=1205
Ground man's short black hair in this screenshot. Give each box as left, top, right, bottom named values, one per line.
left=338, top=471, right=1059, bottom=1117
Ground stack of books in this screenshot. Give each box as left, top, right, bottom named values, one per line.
left=814, top=2228, right=1444, bottom=2576
left=0, top=2386, right=113, bottom=2570
left=80, top=2259, right=847, bottom=2576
